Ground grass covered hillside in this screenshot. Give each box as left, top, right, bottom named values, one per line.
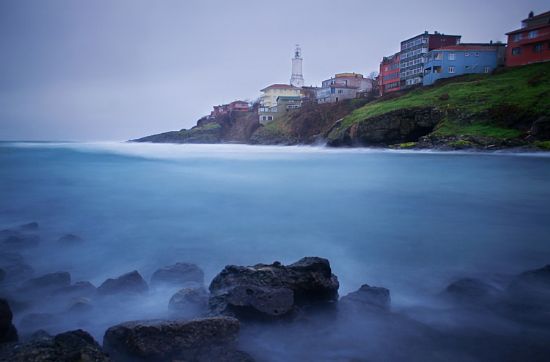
left=327, top=62, right=550, bottom=149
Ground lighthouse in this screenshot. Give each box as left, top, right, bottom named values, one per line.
left=290, top=44, right=304, bottom=88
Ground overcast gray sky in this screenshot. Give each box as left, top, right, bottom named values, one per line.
left=0, top=0, right=547, bottom=141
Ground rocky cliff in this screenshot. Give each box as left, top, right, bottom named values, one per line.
left=133, top=62, right=550, bottom=150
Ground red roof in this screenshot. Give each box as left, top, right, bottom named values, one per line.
left=261, top=84, right=301, bottom=91
left=506, top=22, right=550, bottom=35
left=521, top=10, right=550, bottom=22
left=437, top=44, right=501, bottom=51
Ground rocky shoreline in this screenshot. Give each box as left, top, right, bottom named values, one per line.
left=2, top=221, right=550, bottom=361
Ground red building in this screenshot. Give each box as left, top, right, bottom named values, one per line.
left=379, top=53, right=400, bottom=96
left=506, top=11, right=550, bottom=67
left=211, top=100, right=250, bottom=117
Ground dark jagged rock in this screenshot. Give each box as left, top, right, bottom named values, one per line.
left=97, top=270, right=148, bottom=296
left=169, top=286, right=209, bottom=316
left=53, top=281, right=97, bottom=298
left=327, top=107, right=442, bottom=147
left=103, top=317, right=253, bottom=362
left=0, top=299, right=18, bottom=344
left=339, top=284, right=391, bottom=312
left=0, top=329, right=109, bottom=361
left=57, top=234, right=84, bottom=244
left=151, top=262, right=205, bottom=287
left=209, top=257, right=339, bottom=319
left=21, top=272, right=71, bottom=293
left=442, top=278, right=500, bottom=304
left=528, top=116, right=550, bottom=140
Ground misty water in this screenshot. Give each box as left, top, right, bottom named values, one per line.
left=1, top=142, right=550, bottom=361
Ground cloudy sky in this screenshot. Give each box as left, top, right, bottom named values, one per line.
left=0, top=0, right=547, bottom=141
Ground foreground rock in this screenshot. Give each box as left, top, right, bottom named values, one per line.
left=97, top=270, right=148, bottom=296
left=0, top=299, right=18, bottom=344
left=103, top=317, right=253, bottom=362
left=339, top=284, right=391, bottom=312
left=209, top=257, right=339, bottom=319
left=151, top=262, right=205, bottom=287
left=0, top=329, right=109, bottom=361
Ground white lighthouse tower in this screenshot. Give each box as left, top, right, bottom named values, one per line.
left=290, top=44, right=304, bottom=88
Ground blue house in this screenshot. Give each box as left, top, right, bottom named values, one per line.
left=423, top=43, right=505, bottom=86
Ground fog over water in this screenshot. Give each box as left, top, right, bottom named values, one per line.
left=1, top=142, right=550, bottom=360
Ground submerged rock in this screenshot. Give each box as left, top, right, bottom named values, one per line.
left=0, top=299, right=18, bottom=344
left=103, top=317, right=252, bottom=362
left=209, top=257, right=339, bottom=319
left=17, top=222, right=39, bottom=231
left=21, top=272, right=71, bottom=293
left=53, top=281, right=97, bottom=298
left=2, top=234, right=40, bottom=249
left=339, top=284, right=391, bottom=312
left=57, top=234, right=84, bottom=245
left=0, top=329, right=109, bottom=361
left=169, top=286, right=209, bottom=315
left=0, top=252, right=34, bottom=283
left=97, top=270, right=148, bottom=296
left=442, top=278, right=500, bottom=304
left=151, top=262, right=205, bottom=287
left=507, top=264, right=550, bottom=307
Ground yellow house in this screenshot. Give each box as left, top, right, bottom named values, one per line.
left=260, top=84, right=302, bottom=108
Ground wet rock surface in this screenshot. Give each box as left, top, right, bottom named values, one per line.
left=150, top=262, right=205, bottom=287
left=0, top=299, right=18, bottom=344
left=339, top=284, right=391, bottom=312
left=103, top=317, right=252, bottom=362
left=209, top=257, right=339, bottom=319
left=169, top=286, right=209, bottom=316
left=97, top=271, right=148, bottom=296
left=0, top=329, right=109, bottom=361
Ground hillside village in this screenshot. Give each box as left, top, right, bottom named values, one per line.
left=135, top=10, right=550, bottom=150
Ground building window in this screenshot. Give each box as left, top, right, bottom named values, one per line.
left=475, top=52, right=480, bottom=56
left=528, top=30, right=538, bottom=39
left=511, top=47, right=521, bottom=55
left=533, top=43, right=543, bottom=53
left=449, top=66, right=455, bottom=73
left=484, top=67, right=490, bottom=73
left=465, top=52, right=469, bottom=57
left=449, top=53, right=456, bottom=60
left=513, top=33, right=522, bottom=42
left=435, top=52, right=443, bottom=60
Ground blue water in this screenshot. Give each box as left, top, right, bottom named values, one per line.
left=1, top=142, right=550, bottom=340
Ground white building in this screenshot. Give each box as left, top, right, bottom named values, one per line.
left=290, top=44, right=304, bottom=88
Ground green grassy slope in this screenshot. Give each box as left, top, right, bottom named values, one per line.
left=339, top=62, right=550, bottom=140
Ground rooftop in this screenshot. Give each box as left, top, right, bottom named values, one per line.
left=261, top=84, right=301, bottom=92
left=506, top=22, right=550, bottom=35
left=435, top=44, right=503, bottom=51
left=521, top=10, right=550, bottom=22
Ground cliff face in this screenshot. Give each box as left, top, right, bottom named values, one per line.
left=326, top=107, right=442, bottom=147
left=133, top=110, right=261, bottom=144
left=133, top=62, right=550, bottom=150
